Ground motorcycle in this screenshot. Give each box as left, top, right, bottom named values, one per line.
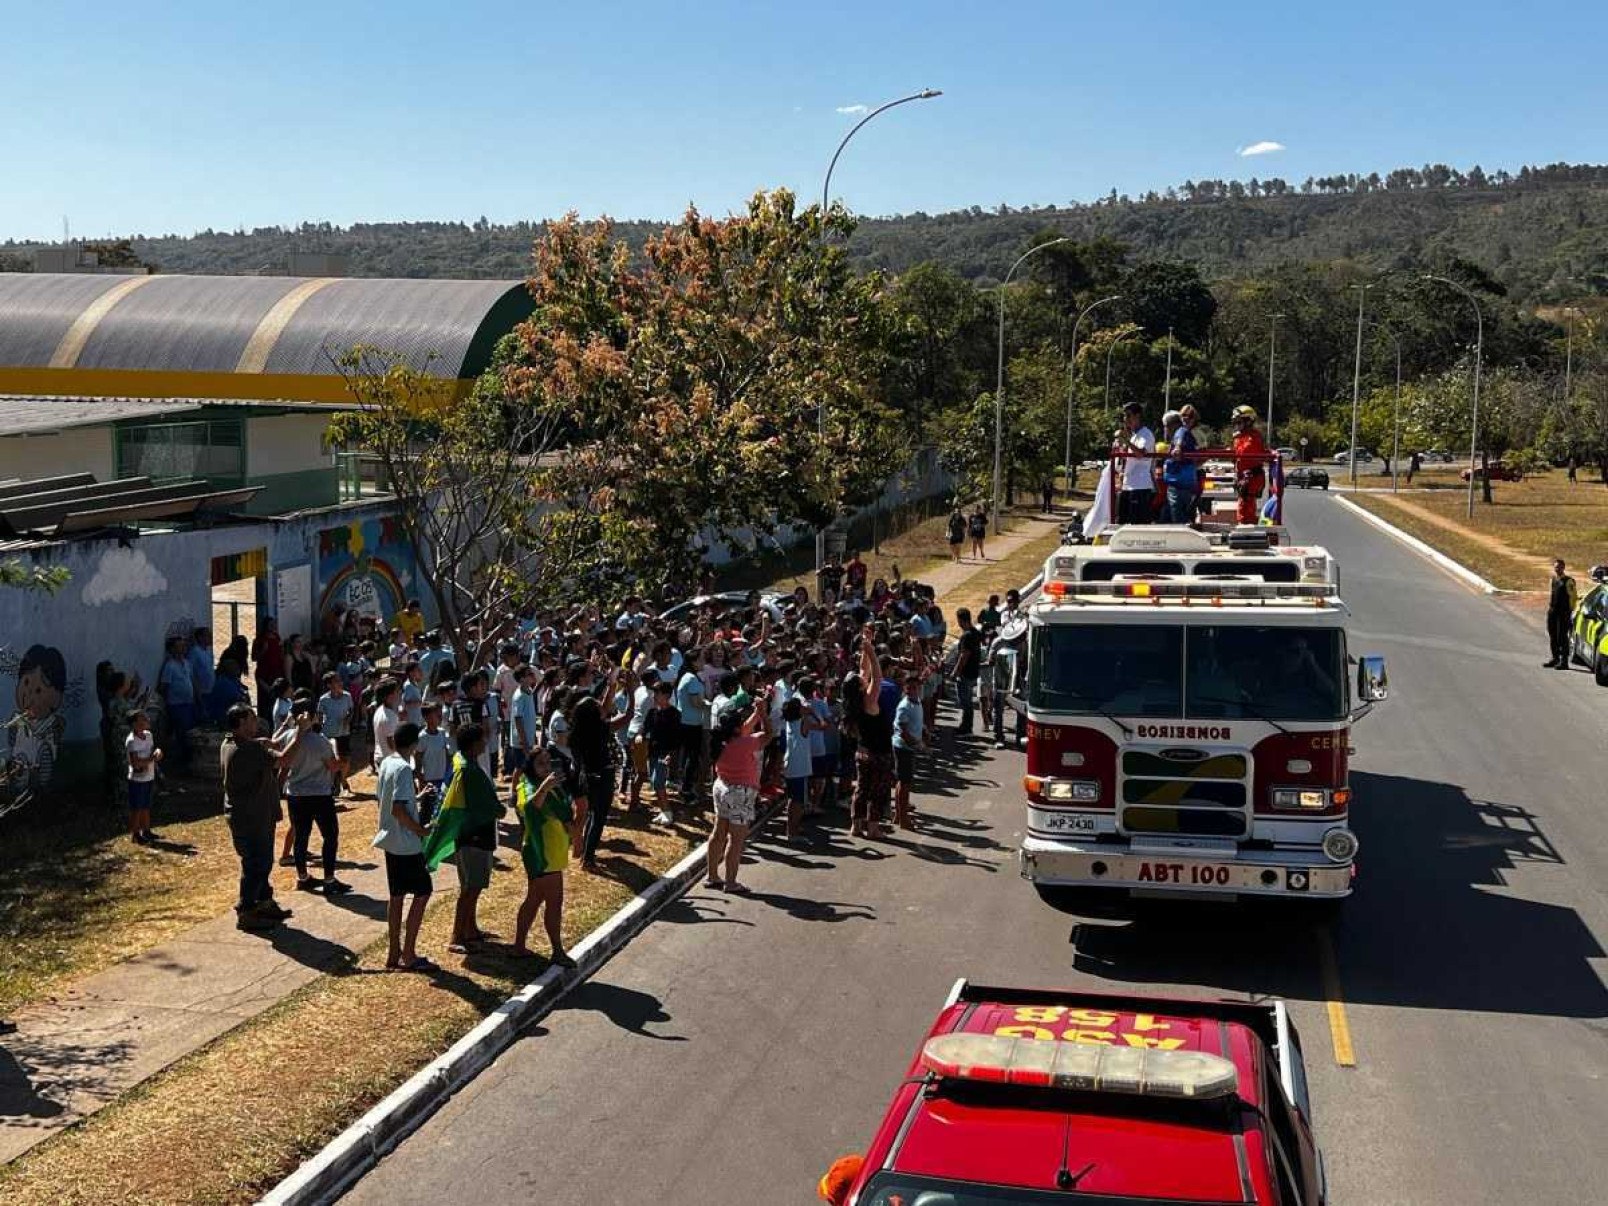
left=1059, top=511, right=1085, bottom=546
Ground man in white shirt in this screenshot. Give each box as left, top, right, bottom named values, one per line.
left=1115, top=402, right=1156, bottom=525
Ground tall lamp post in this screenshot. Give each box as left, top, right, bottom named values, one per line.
left=1102, top=327, right=1138, bottom=422
left=1347, top=283, right=1372, bottom=490
left=1162, top=327, right=1175, bottom=408
left=815, top=87, right=942, bottom=574
left=994, top=237, right=1071, bottom=534
left=1366, top=321, right=1403, bottom=492
left=1063, top=294, right=1121, bottom=495
left=1265, top=312, right=1286, bottom=447
left=1423, top=274, right=1485, bottom=518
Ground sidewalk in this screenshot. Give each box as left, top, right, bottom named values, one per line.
left=0, top=805, right=395, bottom=1162
left=0, top=511, right=1061, bottom=1169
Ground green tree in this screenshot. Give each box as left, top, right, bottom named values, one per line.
left=328, top=349, right=587, bottom=663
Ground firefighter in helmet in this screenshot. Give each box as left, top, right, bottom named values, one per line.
left=1229, top=405, right=1269, bottom=525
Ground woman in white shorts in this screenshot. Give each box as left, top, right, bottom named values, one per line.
left=707, top=698, right=768, bottom=893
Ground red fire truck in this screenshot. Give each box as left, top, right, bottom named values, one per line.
left=819, top=979, right=1327, bottom=1204
left=1019, top=525, right=1388, bottom=907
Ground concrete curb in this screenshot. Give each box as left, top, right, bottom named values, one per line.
left=260, top=838, right=716, bottom=1206
left=1331, top=493, right=1504, bottom=595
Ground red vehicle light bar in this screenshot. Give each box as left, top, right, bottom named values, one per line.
left=920, top=1033, right=1238, bottom=1100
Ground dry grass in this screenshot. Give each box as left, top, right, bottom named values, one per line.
left=0, top=755, right=245, bottom=1015
left=0, top=809, right=700, bottom=1205
left=1352, top=470, right=1608, bottom=592
left=721, top=505, right=956, bottom=598
left=951, top=516, right=1073, bottom=609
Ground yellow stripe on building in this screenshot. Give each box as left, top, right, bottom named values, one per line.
left=235, top=277, right=342, bottom=374
left=47, top=276, right=160, bottom=368
left=0, top=366, right=471, bottom=407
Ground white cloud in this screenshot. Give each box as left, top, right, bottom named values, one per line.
left=836, top=104, right=869, bottom=115
left=1238, top=140, right=1287, bottom=157
left=82, top=547, right=168, bottom=607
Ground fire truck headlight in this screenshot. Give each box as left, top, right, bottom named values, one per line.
left=1070, top=781, right=1101, bottom=803
left=1322, top=828, right=1359, bottom=863
left=1272, top=787, right=1329, bottom=810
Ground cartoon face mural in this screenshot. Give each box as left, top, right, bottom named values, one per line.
left=317, top=516, right=417, bottom=628
left=1, top=642, right=69, bottom=813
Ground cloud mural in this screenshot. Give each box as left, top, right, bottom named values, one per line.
left=82, top=547, right=169, bottom=607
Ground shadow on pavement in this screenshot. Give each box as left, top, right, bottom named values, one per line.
left=738, top=888, right=876, bottom=924
left=657, top=896, right=757, bottom=928
left=1066, top=771, right=1608, bottom=1019
left=553, top=979, right=683, bottom=1040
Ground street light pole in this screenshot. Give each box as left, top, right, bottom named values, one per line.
left=1162, top=327, right=1174, bottom=409
left=1424, top=274, right=1485, bottom=519
left=994, top=237, right=1071, bottom=534
left=1348, top=284, right=1371, bottom=490
left=1103, top=327, right=1137, bottom=423
left=1366, top=321, right=1403, bottom=493
left=1063, top=294, right=1121, bottom=496
left=1564, top=306, right=1576, bottom=408
left=815, top=87, right=942, bottom=576
left=1265, top=312, right=1286, bottom=446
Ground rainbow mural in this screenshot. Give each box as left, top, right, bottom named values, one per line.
left=317, top=516, right=418, bottom=628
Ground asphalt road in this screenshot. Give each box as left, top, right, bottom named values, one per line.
left=344, top=492, right=1608, bottom=1206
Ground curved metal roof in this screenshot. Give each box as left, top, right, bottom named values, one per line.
left=0, top=273, right=532, bottom=382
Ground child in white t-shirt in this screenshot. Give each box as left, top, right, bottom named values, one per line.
left=414, top=704, right=455, bottom=823
left=125, top=709, right=162, bottom=845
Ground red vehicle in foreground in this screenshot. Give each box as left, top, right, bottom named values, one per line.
left=820, top=981, right=1326, bottom=1206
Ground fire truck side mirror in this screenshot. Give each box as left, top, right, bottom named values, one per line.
left=1357, top=655, right=1389, bottom=703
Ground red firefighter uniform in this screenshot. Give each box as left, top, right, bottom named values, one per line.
left=1230, top=407, right=1268, bottom=524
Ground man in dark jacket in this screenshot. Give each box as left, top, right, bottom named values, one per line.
left=221, top=704, right=291, bottom=930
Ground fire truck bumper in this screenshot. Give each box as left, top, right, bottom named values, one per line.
left=1020, top=836, right=1353, bottom=898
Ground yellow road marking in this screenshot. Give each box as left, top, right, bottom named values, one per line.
left=1317, top=930, right=1357, bottom=1067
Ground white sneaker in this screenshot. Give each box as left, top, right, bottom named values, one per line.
left=654, top=810, right=675, bottom=825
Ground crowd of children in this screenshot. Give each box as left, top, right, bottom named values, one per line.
left=198, top=565, right=1032, bottom=967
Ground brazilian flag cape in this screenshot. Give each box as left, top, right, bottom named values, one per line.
left=515, top=772, right=575, bottom=877
left=422, top=753, right=505, bottom=872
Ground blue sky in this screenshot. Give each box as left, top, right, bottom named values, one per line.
left=3, top=0, right=1606, bottom=241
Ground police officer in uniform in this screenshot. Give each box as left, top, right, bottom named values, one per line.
left=1544, top=558, right=1577, bottom=669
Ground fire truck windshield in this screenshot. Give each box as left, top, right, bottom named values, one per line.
left=1030, top=625, right=1346, bottom=722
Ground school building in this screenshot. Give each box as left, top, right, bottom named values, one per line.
left=0, top=271, right=533, bottom=803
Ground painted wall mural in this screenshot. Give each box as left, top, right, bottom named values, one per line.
left=82, top=547, right=169, bottom=607
left=0, top=642, right=75, bottom=816
left=317, top=516, right=417, bottom=628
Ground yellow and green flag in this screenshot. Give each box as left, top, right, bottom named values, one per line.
left=422, top=753, right=504, bottom=871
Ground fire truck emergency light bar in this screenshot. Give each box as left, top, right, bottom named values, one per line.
left=920, top=1034, right=1238, bottom=1100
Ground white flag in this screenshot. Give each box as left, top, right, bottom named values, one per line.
left=1083, top=463, right=1114, bottom=536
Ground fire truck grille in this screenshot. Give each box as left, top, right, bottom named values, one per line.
left=1120, top=750, right=1250, bottom=838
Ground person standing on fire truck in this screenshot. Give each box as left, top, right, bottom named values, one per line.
left=1230, top=405, right=1269, bottom=525
left=1114, top=402, right=1156, bottom=525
